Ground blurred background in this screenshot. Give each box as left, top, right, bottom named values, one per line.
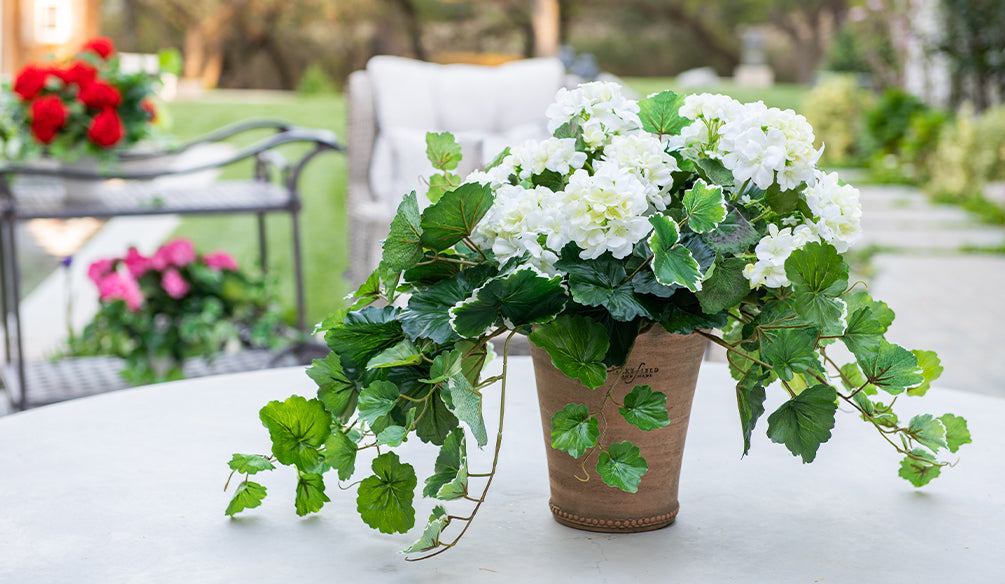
left=2, top=0, right=1004, bottom=396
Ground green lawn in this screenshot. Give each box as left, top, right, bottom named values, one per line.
left=623, top=77, right=809, bottom=112
left=163, top=94, right=349, bottom=328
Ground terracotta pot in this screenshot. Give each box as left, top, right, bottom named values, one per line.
left=531, top=325, right=707, bottom=533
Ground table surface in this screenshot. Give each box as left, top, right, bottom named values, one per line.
left=0, top=358, right=1001, bottom=583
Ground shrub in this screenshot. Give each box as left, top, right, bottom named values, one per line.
left=926, top=103, right=995, bottom=201
left=863, top=88, right=928, bottom=155
left=296, top=64, right=337, bottom=96
left=801, top=75, right=872, bottom=165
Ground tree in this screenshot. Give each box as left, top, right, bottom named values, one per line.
left=939, top=0, right=1005, bottom=110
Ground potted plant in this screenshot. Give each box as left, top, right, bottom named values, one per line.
left=69, top=238, right=287, bottom=385
left=2, top=37, right=173, bottom=201
left=223, top=82, right=970, bottom=559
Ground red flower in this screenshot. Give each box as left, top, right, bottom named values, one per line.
left=87, top=108, right=124, bottom=148
left=29, top=96, right=69, bottom=144
left=80, top=37, right=115, bottom=59
left=13, top=64, right=52, bottom=101
left=141, top=99, right=158, bottom=123
left=78, top=80, right=121, bottom=109
left=57, top=61, right=98, bottom=87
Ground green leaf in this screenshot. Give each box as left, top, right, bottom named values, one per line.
left=785, top=241, right=849, bottom=335
left=759, top=326, right=824, bottom=382
left=379, top=191, right=424, bottom=274
left=701, top=206, right=760, bottom=255
left=939, top=414, right=971, bottom=453
left=450, top=267, right=567, bottom=338
left=764, top=184, right=799, bottom=215
left=324, top=428, right=358, bottom=481
left=259, top=396, right=331, bottom=471
left=324, top=306, right=404, bottom=371
left=308, top=352, right=359, bottom=422
left=357, top=380, right=400, bottom=426
left=376, top=425, right=409, bottom=447
left=423, top=428, right=468, bottom=500
left=735, top=367, right=768, bottom=456
left=400, top=264, right=496, bottom=344
left=295, top=473, right=330, bottom=516
left=907, top=414, right=948, bottom=452
left=225, top=481, right=267, bottom=516
left=556, top=251, right=648, bottom=322
left=228, top=453, right=275, bottom=475
left=898, top=449, right=942, bottom=487
left=856, top=341, right=924, bottom=395
left=596, top=441, right=648, bottom=493
left=907, top=350, right=943, bottom=397
left=649, top=215, right=702, bottom=292
left=419, top=182, right=494, bottom=251
left=404, top=385, right=459, bottom=446
left=619, top=385, right=670, bottom=431
left=367, top=339, right=423, bottom=369
left=766, top=384, right=838, bottom=463
left=551, top=403, right=600, bottom=458
left=694, top=157, right=735, bottom=188
left=426, top=172, right=461, bottom=203
left=346, top=271, right=381, bottom=310
left=841, top=305, right=888, bottom=357
left=357, top=452, right=417, bottom=534
left=403, top=506, right=450, bottom=554
left=529, top=315, right=610, bottom=389
left=442, top=372, right=488, bottom=447
left=426, top=131, right=463, bottom=171
left=638, top=90, right=689, bottom=136
left=682, top=179, right=727, bottom=233
left=695, top=255, right=749, bottom=314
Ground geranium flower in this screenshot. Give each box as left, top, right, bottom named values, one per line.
left=56, top=61, right=98, bottom=87
left=161, top=269, right=191, bottom=299
left=87, top=258, right=115, bottom=285
left=97, top=271, right=143, bottom=311
left=78, top=80, right=121, bottom=109
left=141, top=99, right=158, bottom=123
left=123, top=247, right=151, bottom=278
left=87, top=108, right=125, bottom=148
left=29, top=96, right=69, bottom=144
left=80, top=37, right=115, bottom=59
left=151, top=239, right=197, bottom=270
left=203, top=251, right=238, bottom=272
left=13, top=64, right=52, bottom=101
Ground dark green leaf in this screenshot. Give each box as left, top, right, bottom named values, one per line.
left=367, top=339, right=423, bottom=369
left=225, top=481, right=267, bottom=516
left=405, top=385, right=458, bottom=446
left=295, top=473, right=330, bottom=516
left=619, top=385, right=670, bottom=431
left=766, top=384, right=838, bottom=463
left=764, top=184, right=798, bottom=215
left=259, top=396, right=331, bottom=471
left=400, top=263, right=496, bottom=343
left=357, top=452, right=417, bottom=534
left=529, top=315, right=610, bottom=389
left=379, top=191, right=424, bottom=274
left=557, top=251, right=649, bottom=322
left=596, top=441, right=648, bottom=493
left=228, top=453, right=275, bottom=475
left=423, top=428, right=468, bottom=500
left=358, top=380, right=400, bottom=426
left=701, top=206, right=760, bottom=255
left=419, top=182, right=494, bottom=251
left=856, top=341, right=924, bottom=395
left=649, top=215, right=702, bottom=291
left=308, top=352, right=359, bottom=422
left=759, top=326, right=824, bottom=382
left=551, top=403, right=600, bottom=458
left=450, top=267, right=567, bottom=338
left=324, top=306, right=404, bottom=371
left=785, top=242, right=849, bottom=335
left=638, top=90, right=689, bottom=136
left=694, top=157, right=735, bottom=187
left=736, top=367, right=768, bottom=456
left=325, top=428, right=358, bottom=481
left=841, top=305, right=888, bottom=357
left=696, top=255, right=750, bottom=314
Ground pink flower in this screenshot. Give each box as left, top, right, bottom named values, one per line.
left=97, top=271, right=143, bottom=311
left=203, top=251, right=238, bottom=272
left=161, top=269, right=190, bottom=299
left=151, top=239, right=196, bottom=270
left=123, top=247, right=151, bottom=278
left=87, top=258, right=115, bottom=285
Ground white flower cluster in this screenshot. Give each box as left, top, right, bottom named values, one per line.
left=545, top=81, right=642, bottom=149
left=600, top=133, right=679, bottom=210
left=679, top=93, right=821, bottom=192
left=471, top=184, right=566, bottom=271
left=742, top=223, right=818, bottom=288
left=804, top=170, right=862, bottom=253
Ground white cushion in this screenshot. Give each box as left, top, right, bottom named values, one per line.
left=494, top=58, right=565, bottom=128
left=435, top=65, right=501, bottom=133
left=367, top=56, right=438, bottom=130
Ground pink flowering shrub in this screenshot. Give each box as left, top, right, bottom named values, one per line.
left=70, top=238, right=284, bottom=385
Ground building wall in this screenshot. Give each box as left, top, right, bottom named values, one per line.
left=1, top=0, right=100, bottom=79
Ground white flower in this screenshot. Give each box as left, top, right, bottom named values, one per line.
left=471, top=184, right=567, bottom=272
left=744, top=224, right=819, bottom=288
left=804, top=170, right=862, bottom=253
left=601, top=132, right=679, bottom=210
left=560, top=166, right=651, bottom=259
left=545, top=81, right=641, bottom=149
left=509, top=137, right=587, bottom=180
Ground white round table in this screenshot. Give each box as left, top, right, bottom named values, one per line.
left=0, top=358, right=1000, bottom=582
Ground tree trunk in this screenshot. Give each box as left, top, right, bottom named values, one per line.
left=532, top=0, right=561, bottom=58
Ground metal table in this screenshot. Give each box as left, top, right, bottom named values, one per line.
left=0, top=119, right=341, bottom=410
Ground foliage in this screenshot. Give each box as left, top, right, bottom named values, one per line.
left=862, top=88, right=928, bottom=156
left=801, top=75, right=873, bottom=165
left=926, top=104, right=998, bottom=203
left=223, top=83, right=969, bottom=559
left=296, top=64, right=337, bottom=96
left=1, top=37, right=168, bottom=162
left=938, top=0, right=1005, bottom=111
left=68, top=238, right=288, bottom=385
